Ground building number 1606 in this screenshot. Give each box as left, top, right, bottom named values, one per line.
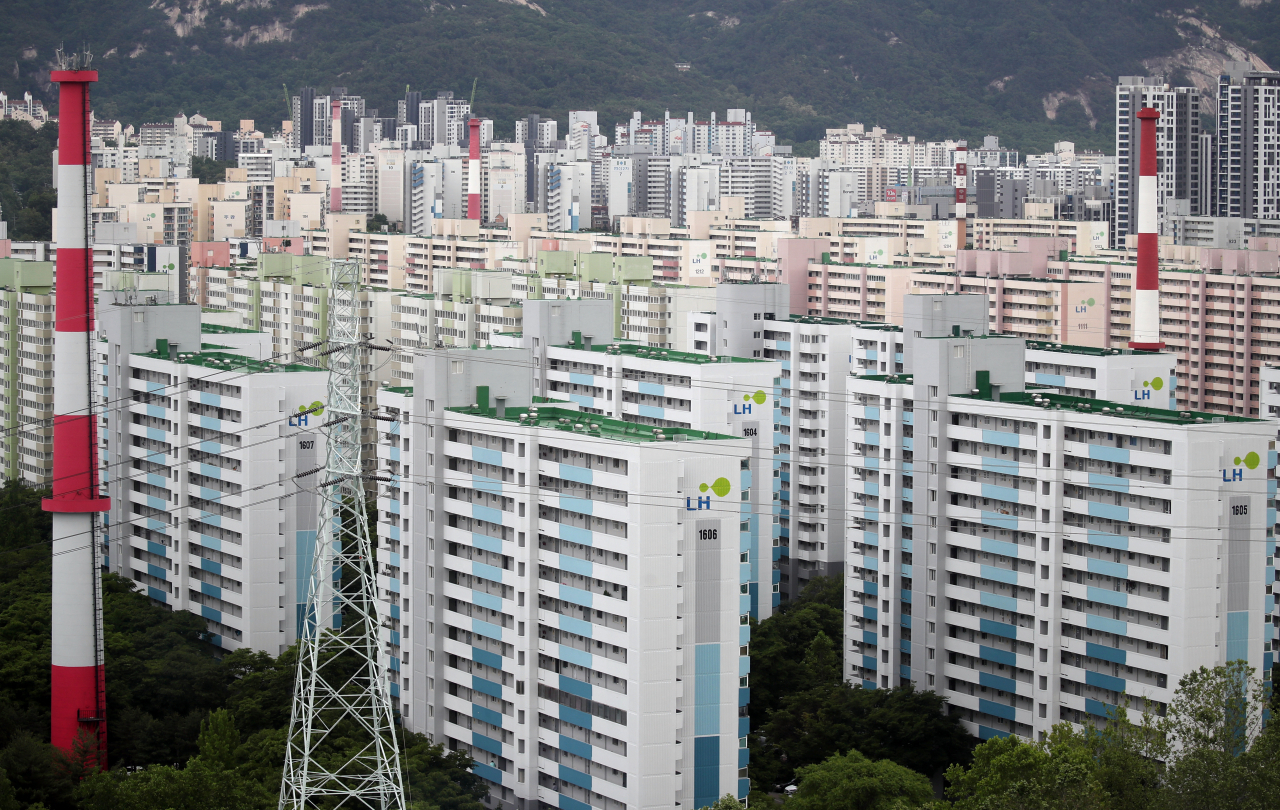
left=697, top=528, right=718, bottom=540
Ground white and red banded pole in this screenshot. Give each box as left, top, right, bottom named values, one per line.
left=467, top=118, right=481, bottom=221
left=1130, top=108, right=1164, bottom=350
left=329, top=98, right=343, bottom=213
left=46, top=56, right=110, bottom=764
left=954, top=142, right=968, bottom=250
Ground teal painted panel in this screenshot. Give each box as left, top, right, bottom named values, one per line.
left=1088, top=444, right=1130, bottom=464
left=982, top=430, right=1020, bottom=448
left=1088, top=473, right=1130, bottom=493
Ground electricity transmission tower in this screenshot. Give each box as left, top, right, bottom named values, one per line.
left=280, top=258, right=406, bottom=810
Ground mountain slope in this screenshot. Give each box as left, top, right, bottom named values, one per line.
left=2, top=0, right=1278, bottom=154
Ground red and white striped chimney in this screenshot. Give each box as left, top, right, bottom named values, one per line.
left=954, top=142, right=968, bottom=250
left=329, top=98, right=343, bottom=214
left=1130, top=108, right=1163, bottom=350
left=46, top=61, right=110, bottom=764
left=467, top=118, right=481, bottom=221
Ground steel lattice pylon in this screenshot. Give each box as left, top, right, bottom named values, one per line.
left=280, top=259, right=406, bottom=810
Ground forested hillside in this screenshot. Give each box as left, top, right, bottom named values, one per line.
left=2, top=0, right=1279, bottom=155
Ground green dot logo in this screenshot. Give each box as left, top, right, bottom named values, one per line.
left=299, top=400, right=324, bottom=417
left=701, top=252, right=708, bottom=259
left=752, top=390, right=766, bottom=405
left=699, top=477, right=732, bottom=498
left=1238, top=452, right=1261, bottom=470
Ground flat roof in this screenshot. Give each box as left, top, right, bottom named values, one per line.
left=201, top=323, right=260, bottom=334
left=785, top=314, right=902, bottom=330
left=556, top=340, right=764, bottom=365
left=961, top=390, right=1259, bottom=424
left=1025, top=340, right=1160, bottom=357
left=134, top=348, right=317, bottom=374
left=446, top=403, right=740, bottom=443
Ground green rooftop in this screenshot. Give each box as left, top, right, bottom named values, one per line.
left=786, top=314, right=902, bottom=330
left=447, top=387, right=740, bottom=443
left=382, top=386, right=413, bottom=395
left=135, top=347, right=317, bottom=374
left=557, top=333, right=764, bottom=364
left=201, top=323, right=260, bottom=334
left=961, top=390, right=1259, bottom=424
left=1024, top=340, right=1160, bottom=357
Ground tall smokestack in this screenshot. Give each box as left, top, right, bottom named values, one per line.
left=330, top=98, right=343, bottom=214
left=47, top=53, right=110, bottom=766
left=954, top=142, right=968, bottom=250
left=1130, top=108, right=1163, bottom=350
left=467, top=118, right=481, bottom=221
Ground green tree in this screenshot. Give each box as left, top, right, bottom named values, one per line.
left=75, top=759, right=272, bottom=810
left=788, top=748, right=934, bottom=810
left=190, top=156, right=235, bottom=184
left=748, top=575, right=843, bottom=720
left=753, top=682, right=972, bottom=790
left=0, top=766, right=17, bottom=810
left=1160, top=660, right=1268, bottom=810
left=945, top=731, right=1110, bottom=810
left=193, top=709, right=238, bottom=771
left=697, top=794, right=744, bottom=810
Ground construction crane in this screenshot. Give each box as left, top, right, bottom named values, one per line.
left=280, top=258, right=405, bottom=810
left=469, top=77, right=478, bottom=110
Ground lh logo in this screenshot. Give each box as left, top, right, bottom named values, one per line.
left=735, top=390, right=767, bottom=415
left=687, top=477, right=731, bottom=510
left=1222, top=451, right=1261, bottom=483
left=1134, top=377, right=1164, bottom=401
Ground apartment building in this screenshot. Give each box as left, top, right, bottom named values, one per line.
left=844, top=293, right=1271, bottom=742
left=0, top=259, right=54, bottom=485
left=1114, top=78, right=1206, bottom=239
left=377, top=348, right=755, bottom=810
left=98, top=302, right=328, bottom=652
left=1215, top=64, right=1280, bottom=219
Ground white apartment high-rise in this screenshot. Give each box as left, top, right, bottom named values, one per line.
left=1114, top=78, right=1206, bottom=239
left=99, top=303, right=328, bottom=652
left=1216, top=64, right=1280, bottom=219
left=844, top=294, right=1271, bottom=742
left=376, top=347, right=756, bottom=810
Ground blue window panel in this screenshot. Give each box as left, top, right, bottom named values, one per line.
left=471, top=533, right=502, bottom=553
left=559, top=464, right=593, bottom=485
left=559, top=675, right=592, bottom=699
left=199, top=463, right=222, bottom=479
left=559, top=614, right=593, bottom=638
left=558, top=554, right=593, bottom=577
left=569, top=372, right=596, bottom=386
left=978, top=645, right=1017, bottom=667
left=979, top=619, right=1018, bottom=640
left=1086, top=587, right=1128, bottom=608
left=980, top=537, right=1021, bottom=559
left=739, top=687, right=750, bottom=707
left=471, top=590, right=503, bottom=612
left=1227, top=611, right=1250, bottom=663
left=862, top=630, right=878, bottom=646
left=147, top=496, right=168, bottom=511
left=980, top=565, right=1019, bottom=586
left=899, top=639, right=911, bottom=654
left=1085, top=698, right=1118, bottom=719
left=1035, top=373, right=1067, bottom=387
left=864, top=580, right=879, bottom=596
left=472, top=504, right=503, bottom=524
left=472, top=446, right=502, bottom=466
left=864, top=556, right=879, bottom=571
left=147, top=563, right=169, bottom=581
left=1087, top=530, right=1129, bottom=551
left=900, top=590, right=912, bottom=604
left=739, top=656, right=751, bottom=676
left=693, top=736, right=721, bottom=810
left=862, top=655, right=877, bottom=670
left=979, top=671, right=1019, bottom=693
left=1088, top=445, right=1130, bottom=464
left=981, top=484, right=1021, bottom=504
left=1085, top=614, right=1128, bottom=635
left=900, top=614, right=912, bottom=629
left=981, top=457, right=1019, bottom=476
left=978, top=699, right=1018, bottom=722
left=638, top=381, right=664, bottom=396
left=863, top=482, right=880, bottom=496
left=1088, top=473, right=1130, bottom=493
left=556, top=645, right=590, bottom=670
left=473, top=475, right=504, bottom=495
left=147, top=586, right=168, bottom=603
left=980, top=511, right=1019, bottom=531
left=862, top=679, right=877, bottom=690
left=739, top=624, right=751, bottom=646
left=200, top=605, right=222, bottom=622
left=1085, top=670, right=1127, bottom=694
left=199, top=582, right=222, bottom=599
left=559, top=704, right=592, bottom=730
left=638, top=405, right=664, bottom=419
left=559, top=763, right=592, bottom=790
left=1086, top=557, right=1129, bottom=579
left=472, top=703, right=504, bottom=728
left=472, top=676, right=503, bottom=698
left=901, top=563, right=913, bottom=577
left=470, top=762, right=503, bottom=784
left=390, top=682, right=399, bottom=697
left=387, top=578, right=401, bottom=594
left=865, top=432, right=881, bottom=446
left=471, top=618, right=504, bottom=640
left=560, top=495, right=594, bottom=515
left=738, top=716, right=750, bottom=738
left=559, top=524, right=592, bottom=546
left=559, top=585, right=593, bottom=608
left=472, top=732, right=503, bottom=756
left=472, top=561, right=504, bottom=583
left=560, top=734, right=593, bottom=761
left=863, top=605, right=878, bottom=621
left=899, top=664, right=912, bottom=678
left=198, top=557, right=221, bottom=575
left=979, top=591, right=1020, bottom=612
left=865, top=406, right=880, bottom=419
left=978, top=725, right=1011, bottom=740
left=981, top=430, right=1020, bottom=448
